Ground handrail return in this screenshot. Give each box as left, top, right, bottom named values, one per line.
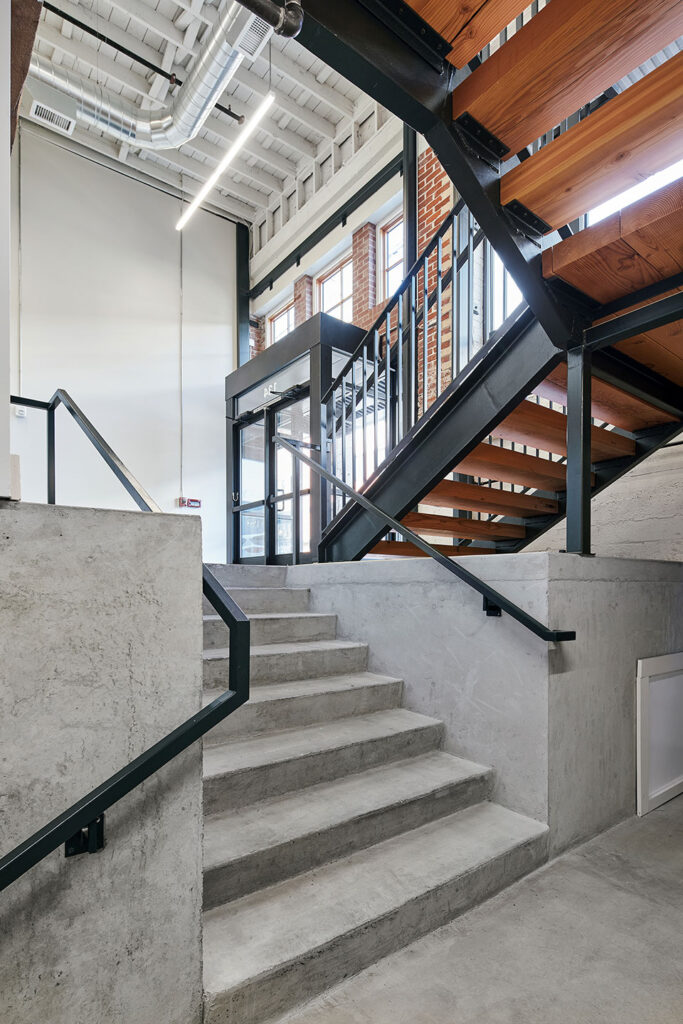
left=0, top=390, right=250, bottom=892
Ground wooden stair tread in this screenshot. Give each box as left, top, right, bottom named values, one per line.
left=542, top=180, right=683, bottom=303
left=615, top=321, right=683, bottom=388
left=402, top=511, right=525, bottom=541
left=455, top=443, right=573, bottom=491
left=423, top=478, right=558, bottom=517
left=452, top=0, right=683, bottom=156
left=500, top=52, right=683, bottom=231
left=371, top=540, right=493, bottom=558
left=405, top=0, right=528, bottom=68
left=492, top=400, right=636, bottom=460
left=534, top=364, right=677, bottom=432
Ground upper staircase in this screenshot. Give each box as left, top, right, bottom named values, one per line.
left=297, top=0, right=683, bottom=564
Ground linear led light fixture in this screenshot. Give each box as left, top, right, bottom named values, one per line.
left=176, top=92, right=275, bottom=230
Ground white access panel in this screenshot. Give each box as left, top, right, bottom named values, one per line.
left=637, top=652, right=683, bottom=816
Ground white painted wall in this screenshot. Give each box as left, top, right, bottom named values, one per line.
left=1, top=3, right=10, bottom=500
left=9, top=127, right=237, bottom=560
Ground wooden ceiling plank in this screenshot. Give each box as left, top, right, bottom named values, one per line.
left=452, top=0, right=683, bottom=153
left=500, top=52, right=683, bottom=231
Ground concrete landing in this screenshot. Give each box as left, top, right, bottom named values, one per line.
left=276, top=796, right=683, bottom=1024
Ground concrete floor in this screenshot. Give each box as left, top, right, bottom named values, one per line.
left=280, top=797, right=683, bottom=1024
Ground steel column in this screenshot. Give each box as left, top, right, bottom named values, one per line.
left=403, top=124, right=418, bottom=272
left=565, top=346, right=593, bottom=555
left=236, top=223, right=251, bottom=367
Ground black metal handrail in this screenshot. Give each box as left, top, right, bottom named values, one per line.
left=1, top=392, right=250, bottom=892
left=274, top=434, right=575, bottom=644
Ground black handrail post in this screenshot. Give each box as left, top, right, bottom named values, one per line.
left=47, top=403, right=56, bottom=504
left=565, top=345, right=593, bottom=555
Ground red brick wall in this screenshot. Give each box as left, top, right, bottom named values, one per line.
left=249, top=317, right=265, bottom=360
left=352, top=223, right=377, bottom=332
left=417, top=147, right=454, bottom=407
left=294, top=274, right=313, bottom=326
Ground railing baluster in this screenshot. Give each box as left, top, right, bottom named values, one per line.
left=397, top=292, right=404, bottom=441
left=467, top=211, right=473, bottom=362
left=451, top=212, right=457, bottom=381
left=341, top=376, right=347, bottom=493
left=361, top=345, right=368, bottom=483
left=422, top=254, right=428, bottom=414
left=330, top=392, right=337, bottom=519
left=351, top=360, right=357, bottom=490
left=409, top=274, right=417, bottom=429
left=436, top=235, right=443, bottom=398
left=373, top=329, right=379, bottom=471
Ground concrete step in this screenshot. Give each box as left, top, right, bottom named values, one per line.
left=206, top=563, right=287, bottom=587
left=203, top=802, right=549, bottom=1024
left=203, top=640, right=369, bottom=690
left=203, top=588, right=310, bottom=616
left=204, top=612, right=337, bottom=650
left=203, top=750, right=493, bottom=908
left=203, top=673, right=404, bottom=744
left=202, top=708, right=444, bottom=815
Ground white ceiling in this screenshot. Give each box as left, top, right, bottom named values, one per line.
left=24, top=0, right=395, bottom=238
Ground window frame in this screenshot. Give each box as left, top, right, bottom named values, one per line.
left=268, top=300, right=296, bottom=346
left=316, top=254, right=354, bottom=323
left=379, top=213, right=404, bottom=301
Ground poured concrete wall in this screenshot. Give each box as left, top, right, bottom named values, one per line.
left=529, top=443, right=683, bottom=561
left=288, top=553, right=683, bottom=855
left=0, top=502, right=204, bottom=1024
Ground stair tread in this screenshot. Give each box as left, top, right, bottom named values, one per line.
left=204, top=612, right=333, bottom=623
left=203, top=801, right=547, bottom=994
left=403, top=511, right=525, bottom=540
left=371, top=540, right=494, bottom=557
left=455, top=443, right=574, bottom=491
left=202, top=708, right=442, bottom=780
left=451, top=0, right=683, bottom=155
left=204, top=639, right=367, bottom=662
left=202, top=672, right=402, bottom=706
left=500, top=51, right=683, bottom=230
left=204, top=750, right=490, bottom=871
left=542, top=179, right=683, bottom=304
left=423, top=478, right=558, bottom=517
left=493, top=400, right=635, bottom=460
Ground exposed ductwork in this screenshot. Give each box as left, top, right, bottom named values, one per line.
left=27, top=2, right=275, bottom=151
left=235, top=0, right=304, bottom=38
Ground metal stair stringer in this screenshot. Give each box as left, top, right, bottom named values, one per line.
left=320, top=308, right=563, bottom=563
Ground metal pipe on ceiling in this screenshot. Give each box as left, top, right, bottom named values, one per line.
left=27, top=2, right=273, bottom=150
left=236, top=1, right=304, bottom=38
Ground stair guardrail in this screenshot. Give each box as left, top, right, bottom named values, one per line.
left=1, top=390, right=250, bottom=892
left=274, top=434, right=575, bottom=644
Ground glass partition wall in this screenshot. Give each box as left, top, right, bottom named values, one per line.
left=226, top=314, right=363, bottom=564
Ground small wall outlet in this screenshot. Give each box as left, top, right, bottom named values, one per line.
left=177, top=497, right=201, bottom=509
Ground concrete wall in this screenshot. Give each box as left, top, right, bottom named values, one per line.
left=9, top=126, right=236, bottom=561
left=288, top=552, right=683, bottom=854
left=546, top=554, right=683, bottom=854
left=528, top=442, right=683, bottom=562
left=0, top=502, right=204, bottom=1024
left=1, top=1, right=10, bottom=499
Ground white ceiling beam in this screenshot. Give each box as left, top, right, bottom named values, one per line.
left=206, top=114, right=297, bottom=178
left=36, top=21, right=159, bottom=101
left=235, top=64, right=337, bottom=138
left=106, top=0, right=194, bottom=54
left=152, top=145, right=263, bottom=217
left=183, top=136, right=277, bottom=203
left=51, top=0, right=164, bottom=69
left=263, top=47, right=355, bottom=119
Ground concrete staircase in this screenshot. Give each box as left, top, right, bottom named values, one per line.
left=201, top=566, right=548, bottom=1024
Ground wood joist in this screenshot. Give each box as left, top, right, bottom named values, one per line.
left=542, top=180, right=683, bottom=305
left=451, top=0, right=683, bottom=155
left=500, top=51, right=683, bottom=231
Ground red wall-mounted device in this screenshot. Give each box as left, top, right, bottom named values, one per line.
left=178, top=497, right=202, bottom=509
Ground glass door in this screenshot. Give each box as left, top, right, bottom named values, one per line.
left=232, top=392, right=312, bottom=564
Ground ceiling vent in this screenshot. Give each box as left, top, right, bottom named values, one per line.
left=26, top=80, right=78, bottom=137
left=233, top=11, right=273, bottom=60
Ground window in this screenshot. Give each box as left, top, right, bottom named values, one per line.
left=381, top=216, right=404, bottom=298
left=318, top=257, right=353, bottom=322
left=269, top=302, right=295, bottom=345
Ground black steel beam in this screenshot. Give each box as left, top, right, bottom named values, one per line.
left=297, top=0, right=580, bottom=352
left=236, top=223, right=251, bottom=367
left=565, top=347, right=592, bottom=555
left=403, top=124, right=418, bottom=270
left=584, top=292, right=683, bottom=351
left=321, top=308, right=563, bottom=562
left=596, top=270, right=683, bottom=320
left=249, top=154, right=403, bottom=300
left=592, top=348, right=683, bottom=421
